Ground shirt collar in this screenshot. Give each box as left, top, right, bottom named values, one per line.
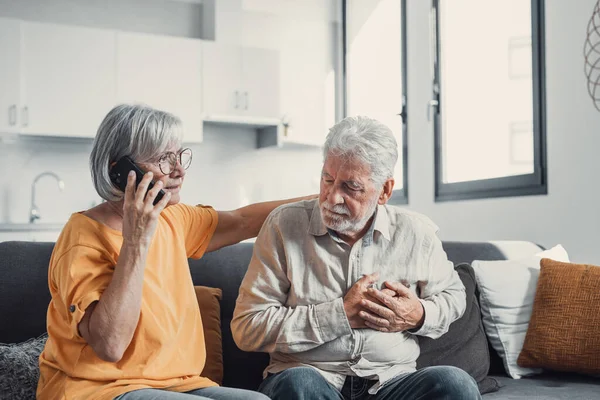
left=308, top=202, right=391, bottom=245
left=308, top=202, right=329, bottom=236
left=373, top=204, right=391, bottom=241
left=362, top=205, right=391, bottom=246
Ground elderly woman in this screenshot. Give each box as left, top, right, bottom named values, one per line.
left=37, top=104, right=310, bottom=400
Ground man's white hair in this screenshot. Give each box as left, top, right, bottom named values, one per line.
left=323, top=116, right=398, bottom=185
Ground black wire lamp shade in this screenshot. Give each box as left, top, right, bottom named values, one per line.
left=585, top=0, right=600, bottom=111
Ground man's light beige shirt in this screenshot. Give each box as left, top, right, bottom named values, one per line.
left=232, top=199, right=466, bottom=394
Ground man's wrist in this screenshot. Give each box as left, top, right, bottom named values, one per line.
left=413, top=301, right=426, bottom=329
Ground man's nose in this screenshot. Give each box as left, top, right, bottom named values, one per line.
left=327, top=187, right=344, bottom=205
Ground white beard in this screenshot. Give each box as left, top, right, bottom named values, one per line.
left=320, top=196, right=379, bottom=236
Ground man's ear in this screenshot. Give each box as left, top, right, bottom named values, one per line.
left=378, top=178, right=395, bottom=204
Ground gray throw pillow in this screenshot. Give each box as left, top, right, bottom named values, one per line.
left=416, top=263, right=500, bottom=395
left=0, top=333, right=48, bottom=400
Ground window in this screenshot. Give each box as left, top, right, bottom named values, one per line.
left=343, top=0, right=408, bottom=204
left=432, top=0, right=547, bottom=201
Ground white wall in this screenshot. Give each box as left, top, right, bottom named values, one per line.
left=405, top=0, right=600, bottom=264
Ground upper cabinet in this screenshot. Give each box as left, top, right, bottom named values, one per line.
left=0, top=18, right=290, bottom=145
left=202, top=43, right=243, bottom=118
left=20, top=22, right=117, bottom=138
left=241, top=47, right=280, bottom=120
left=0, top=19, right=206, bottom=141
left=202, top=42, right=280, bottom=121
left=117, top=32, right=204, bottom=143
left=0, top=19, right=21, bottom=134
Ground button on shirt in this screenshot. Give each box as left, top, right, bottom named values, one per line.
left=231, top=199, right=466, bottom=394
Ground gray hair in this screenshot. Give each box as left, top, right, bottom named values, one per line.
left=90, top=104, right=183, bottom=201
left=323, top=116, right=398, bottom=185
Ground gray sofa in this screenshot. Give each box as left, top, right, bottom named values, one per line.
left=1, top=240, right=598, bottom=399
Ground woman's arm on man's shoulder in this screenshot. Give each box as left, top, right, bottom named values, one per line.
left=206, top=194, right=317, bottom=253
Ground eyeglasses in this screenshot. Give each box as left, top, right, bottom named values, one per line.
left=156, top=148, right=193, bottom=175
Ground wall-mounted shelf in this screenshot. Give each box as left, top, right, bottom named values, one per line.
left=202, top=115, right=323, bottom=150
left=203, top=115, right=281, bottom=149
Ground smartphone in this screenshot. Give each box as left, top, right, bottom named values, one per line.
left=109, top=156, right=165, bottom=205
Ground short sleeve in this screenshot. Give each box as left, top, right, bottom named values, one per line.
left=52, top=245, right=115, bottom=339
left=162, top=204, right=218, bottom=259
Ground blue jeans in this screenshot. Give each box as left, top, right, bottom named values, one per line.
left=258, top=366, right=482, bottom=400
left=115, top=386, right=270, bottom=400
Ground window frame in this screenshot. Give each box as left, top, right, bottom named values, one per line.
left=432, top=0, right=547, bottom=202
left=342, top=0, right=409, bottom=205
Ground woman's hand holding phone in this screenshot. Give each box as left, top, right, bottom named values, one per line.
left=110, top=156, right=166, bottom=205
left=121, top=170, right=171, bottom=247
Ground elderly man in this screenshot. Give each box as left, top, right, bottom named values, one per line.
left=231, top=117, right=481, bottom=400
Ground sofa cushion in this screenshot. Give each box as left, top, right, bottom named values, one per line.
left=518, top=259, right=600, bottom=376
left=484, top=372, right=600, bottom=399
left=471, top=245, right=569, bottom=379
left=441, top=240, right=545, bottom=376
left=0, top=333, right=48, bottom=399
left=194, top=286, right=224, bottom=385
left=0, top=241, right=53, bottom=344
left=417, top=263, right=498, bottom=394
left=188, top=243, right=269, bottom=390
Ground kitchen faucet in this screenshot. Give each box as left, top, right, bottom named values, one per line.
left=29, top=172, right=65, bottom=223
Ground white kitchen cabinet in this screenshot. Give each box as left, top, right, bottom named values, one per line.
left=202, top=42, right=280, bottom=120
left=202, top=42, right=243, bottom=118
left=242, top=47, right=280, bottom=119
left=0, top=19, right=21, bottom=134
left=276, top=43, right=331, bottom=148
left=20, top=22, right=117, bottom=138
left=117, top=32, right=204, bottom=143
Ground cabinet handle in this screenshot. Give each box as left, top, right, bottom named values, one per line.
left=427, top=99, right=438, bottom=122
left=244, top=92, right=249, bottom=110
left=8, top=105, right=17, bottom=126
left=234, top=91, right=239, bottom=109
left=22, top=106, right=29, bottom=127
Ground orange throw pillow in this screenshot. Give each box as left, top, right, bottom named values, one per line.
left=194, top=286, right=223, bottom=385
left=517, top=259, right=600, bottom=376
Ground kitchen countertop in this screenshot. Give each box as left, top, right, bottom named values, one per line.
left=0, top=223, right=65, bottom=232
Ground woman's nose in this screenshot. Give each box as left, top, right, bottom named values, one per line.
left=170, top=160, right=186, bottom=178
